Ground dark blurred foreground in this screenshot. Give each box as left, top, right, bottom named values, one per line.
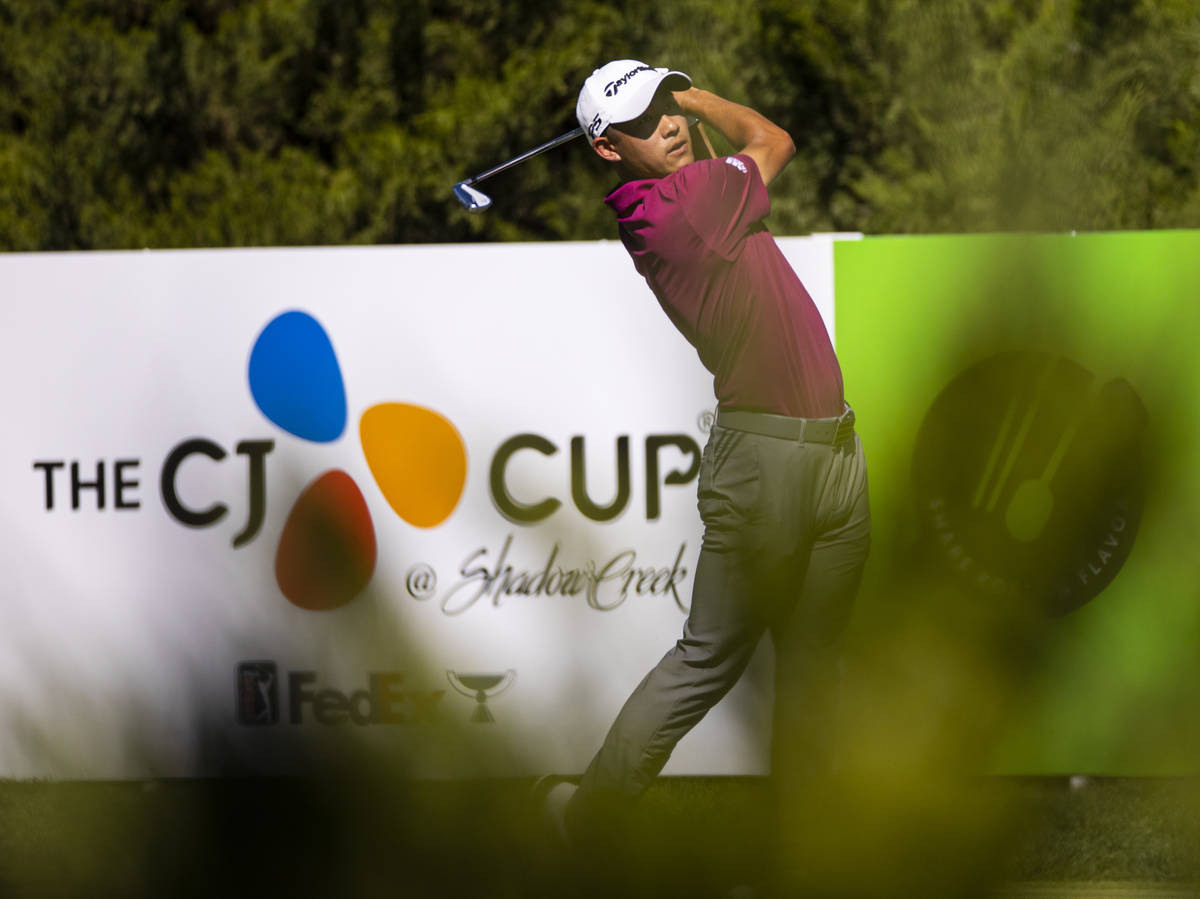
left=1, top=774, right=1196, bottom=899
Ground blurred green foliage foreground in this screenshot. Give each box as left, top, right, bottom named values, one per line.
left=1, top=0, right=1199, bottom=250
left=0, top=774, right=1196, bottom=899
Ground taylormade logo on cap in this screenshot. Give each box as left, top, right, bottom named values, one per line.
left=577, top=59, right=691, bottom=139
left=604, top=64, right=653, bottom=97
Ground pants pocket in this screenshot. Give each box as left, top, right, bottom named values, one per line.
left=698, top=427, right=761, bottom=552
left=817, top=435, right=869, bottom=533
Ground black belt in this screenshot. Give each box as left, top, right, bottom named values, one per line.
left=715, top=405, right=856, bottom=446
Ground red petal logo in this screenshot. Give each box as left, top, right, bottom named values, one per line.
left=275, top=470, right=377, bottom=611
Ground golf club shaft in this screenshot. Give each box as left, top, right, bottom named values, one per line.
left=463, top=127, right=584, bottom=187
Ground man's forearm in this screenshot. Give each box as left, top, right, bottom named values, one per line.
left=675, top=88, right=785, bottom=150
left=675, top=87, right=796, bottom=185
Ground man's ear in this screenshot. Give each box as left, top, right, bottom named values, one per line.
left=593, top=134, right=621, bottom=163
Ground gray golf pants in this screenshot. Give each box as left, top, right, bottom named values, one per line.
left=566, top=412, right=871, bottom=835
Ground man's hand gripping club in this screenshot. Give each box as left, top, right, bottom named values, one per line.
left=674, top=87, right=796, bottom=186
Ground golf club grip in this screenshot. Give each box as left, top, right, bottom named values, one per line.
left=465, top=127, right=585, bottom=186
left=695, top=122, right=718, bottom=160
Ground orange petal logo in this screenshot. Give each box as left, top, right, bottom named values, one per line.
left=360, top=403, right=468, bottom=528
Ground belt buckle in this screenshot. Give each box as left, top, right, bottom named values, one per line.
left=833, top=408, right=855, bottom=446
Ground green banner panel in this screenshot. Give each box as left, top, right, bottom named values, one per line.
left=834, top=232, right=1200, bottom=775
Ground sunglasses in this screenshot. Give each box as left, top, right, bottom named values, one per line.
left=612, top=94, right=686, bottom=140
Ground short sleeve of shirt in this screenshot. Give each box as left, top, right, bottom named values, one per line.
left=673, top=153, right=770, bottom=260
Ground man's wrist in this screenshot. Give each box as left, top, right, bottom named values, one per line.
left=674, top=87, right=710, bottom=118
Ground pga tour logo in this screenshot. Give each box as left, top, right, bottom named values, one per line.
left=237, top=661, right=279, bottom=725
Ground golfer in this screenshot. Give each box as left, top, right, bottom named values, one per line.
left=551, top=60, right=871, bottom=851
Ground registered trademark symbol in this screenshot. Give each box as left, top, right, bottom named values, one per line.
left=697, top=410, right=715, bottom=434
left=405, top=563, right=437, bottom=600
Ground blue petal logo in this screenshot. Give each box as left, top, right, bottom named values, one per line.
left=248, top=311, right=347, bottom=443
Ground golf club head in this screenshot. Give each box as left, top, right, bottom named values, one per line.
left=453, top=182, right=492, bottom=213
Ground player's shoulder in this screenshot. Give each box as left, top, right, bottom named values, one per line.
left=715, top=154, right=753, bottom=176
left=669, top=154, right=759, bottom=194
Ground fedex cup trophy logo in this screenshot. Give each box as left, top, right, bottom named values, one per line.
left=446, top=670, right=516, bottom=723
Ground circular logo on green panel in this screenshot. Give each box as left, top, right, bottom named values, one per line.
left=912, top=352, right=1147, bottom=615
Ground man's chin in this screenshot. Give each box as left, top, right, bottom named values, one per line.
left=670, top=153, right=695, bottom=172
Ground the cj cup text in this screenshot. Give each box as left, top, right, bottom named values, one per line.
left=32, top=432, right=703, bottom=543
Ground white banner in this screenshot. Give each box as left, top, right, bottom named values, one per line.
left=0, top=237, right=845, bottom=779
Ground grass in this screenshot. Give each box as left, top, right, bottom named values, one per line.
left=0, top=776, right=1195, bottom=898
left=1005, top=779, right=1198, bottom=883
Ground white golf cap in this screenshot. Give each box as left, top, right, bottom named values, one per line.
left=576, top=59, right=691, bottom=140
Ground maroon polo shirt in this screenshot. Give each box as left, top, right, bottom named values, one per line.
left=604, top=153, right=844, bottom=419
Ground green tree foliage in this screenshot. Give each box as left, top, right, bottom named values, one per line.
left=0, top=0, right=1197, bottom=249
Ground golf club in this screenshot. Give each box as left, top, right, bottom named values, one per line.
left=451, top=120, right=717, bottom=213
left=453, top=127, right=584, bottom=213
